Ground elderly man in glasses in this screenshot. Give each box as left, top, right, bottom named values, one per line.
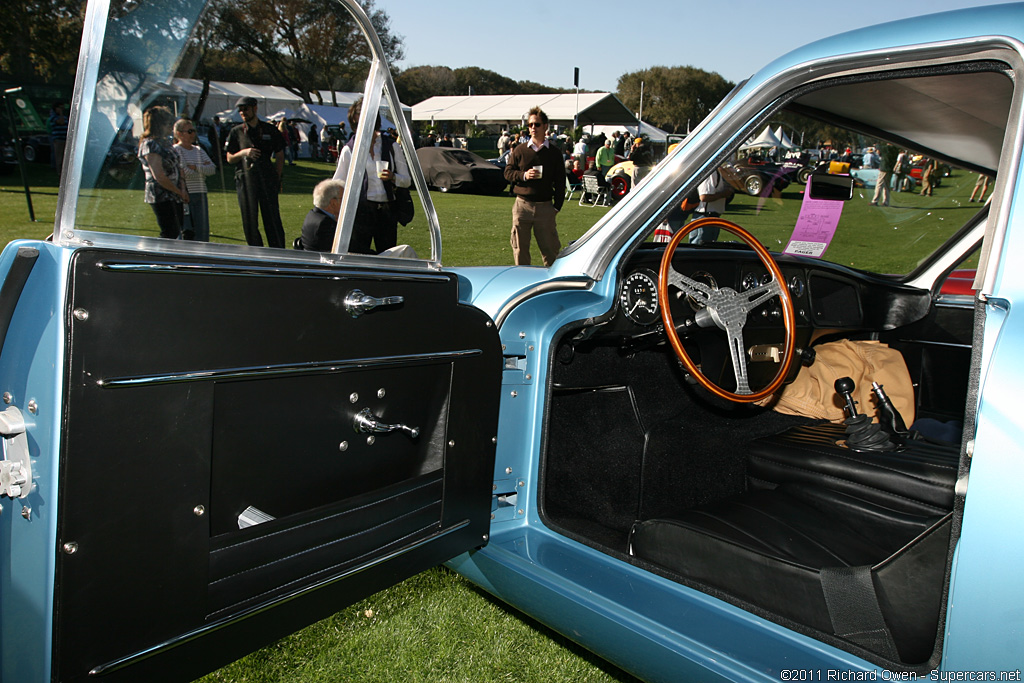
left=502, top=107, right=567, bottom=267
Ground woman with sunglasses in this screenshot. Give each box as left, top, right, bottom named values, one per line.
left=139, top=106, right=189, bottom=239
left=173, top=118, right=216, bottom=241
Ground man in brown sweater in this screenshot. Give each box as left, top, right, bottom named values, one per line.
left=502, top=107, right=567, bottom=266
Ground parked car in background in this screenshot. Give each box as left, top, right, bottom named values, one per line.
left=487, top=149, right=510, bottom=170
left=720, top=156, right=794, bottom=196
left=5, top=3, right=1024, bottom=683
left=416, top=146, right=507, bottom=194
left=17, top=134, right=51, bottom=164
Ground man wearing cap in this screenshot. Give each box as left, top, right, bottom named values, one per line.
left=225, top=96, right=286, bottom=248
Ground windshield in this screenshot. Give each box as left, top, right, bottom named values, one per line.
left=651, top=66, right=1010, bottom=278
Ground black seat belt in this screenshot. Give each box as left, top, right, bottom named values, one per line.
left=820, top=565, right=900, bottom=660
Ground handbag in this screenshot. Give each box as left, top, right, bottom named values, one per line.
left=391, top=185, right=415, bottom=226
left=381, top=134, right=415, bottom=226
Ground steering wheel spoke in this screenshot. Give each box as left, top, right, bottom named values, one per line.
left=657, top=217, right=795, bottom=403
left=738, top=279, right=783, bottom=315
left=725, top=322, right=752, bottom=395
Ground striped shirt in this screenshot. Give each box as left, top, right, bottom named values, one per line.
left=173, top=144, right=215, bottom=194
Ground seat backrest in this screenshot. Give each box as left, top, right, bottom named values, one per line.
left=582, top=174, right=600, bottom=192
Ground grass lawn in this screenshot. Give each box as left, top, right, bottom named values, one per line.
left=0, top=160, right=981, bottom=683
left=0, top=159, right=608, bottom=267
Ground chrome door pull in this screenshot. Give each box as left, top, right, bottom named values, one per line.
left=343, top=289, right=404, bottom=318
left=353, top=408, right=419, bottom=438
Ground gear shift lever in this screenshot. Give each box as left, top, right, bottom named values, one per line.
left=871, top=381, right=909, bottom=435
left=835, top=376, right=859, bottom=418
left=834, top=377, right=894, bottom=451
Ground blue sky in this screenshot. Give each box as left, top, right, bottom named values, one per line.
left=379, top=0, right=1016, bottom=93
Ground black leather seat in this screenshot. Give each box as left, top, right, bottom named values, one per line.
left=630, top=482, right=951, bottom=665
left=747, top=423, right=959, bottom=515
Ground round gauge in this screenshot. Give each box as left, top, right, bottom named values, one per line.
left=742, top=273, right=758, bottom=291
left=789, top=275, right=805, bottom=298
left=620, top=270, right=660, bottom=325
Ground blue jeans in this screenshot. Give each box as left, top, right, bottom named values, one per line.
left=183, top=191, right=210, bottom=241
left=688, top=211, right=721, bottom=244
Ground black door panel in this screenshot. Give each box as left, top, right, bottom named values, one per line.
left=54, top=249, right=501, bottom=682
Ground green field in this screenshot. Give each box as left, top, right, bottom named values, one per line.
left=0, top=159, right=608, bottom=267
left=0, top=160, right=982, bottom=683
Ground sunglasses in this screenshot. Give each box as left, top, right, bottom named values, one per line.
left=184, top=128, right=195, bottom=134
left=527, top=121, right=545, bottom=128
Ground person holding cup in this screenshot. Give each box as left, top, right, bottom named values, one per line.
left=502, top=107, right=567, bottom=266
left=331, top=98, right=410, bottom=254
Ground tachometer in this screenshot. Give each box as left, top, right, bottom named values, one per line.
left=620, top=270, right=660, bottom=325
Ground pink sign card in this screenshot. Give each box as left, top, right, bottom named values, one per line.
left=783, top=180, right=845, bottom=258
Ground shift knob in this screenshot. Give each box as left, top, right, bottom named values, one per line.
left=835, top=377, right=858, bottom=417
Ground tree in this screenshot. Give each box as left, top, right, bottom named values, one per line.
left=395, top=65, right=568, bottom=105
left=395, top=66, right=458, bottom=104
left=0, top=0, right=85, bottom=85
left=617, top=66, right=734, bottom=134
left=204, top=0, right=404, bottom=104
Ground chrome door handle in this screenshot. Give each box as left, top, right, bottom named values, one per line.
left=343, top=289, right=404, bottom=318
left=353, top=408, right=419, bottom=438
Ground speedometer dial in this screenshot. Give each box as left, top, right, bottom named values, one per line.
left=620, top=270, right=660, bottom=326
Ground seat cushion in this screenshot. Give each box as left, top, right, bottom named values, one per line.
left=629, top=483, right=950, bottom=664
left=747, top=423, right=959, bottom=515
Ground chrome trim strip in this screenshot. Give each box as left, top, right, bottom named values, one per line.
left=95, top=259, right=451, bottom=283
left=494, top=278, right=593, bottom=330
left=53, top=0, right=110, bottom=241
left=97, top=349, right=481, bottom=388
left=88, top=519, right=472, bottom=676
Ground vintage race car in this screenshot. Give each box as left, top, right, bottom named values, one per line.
left=2, top=2, right=1023, bottom=682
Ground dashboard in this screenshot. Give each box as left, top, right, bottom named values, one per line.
left=599, top=243, right=933, bottom=388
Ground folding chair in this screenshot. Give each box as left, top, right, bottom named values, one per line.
left=580, top=174, right=608, bottom=207
left=566, top=176, right=582, bottom=201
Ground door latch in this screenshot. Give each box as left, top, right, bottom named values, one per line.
left=343, top=289, right=404, bottom=318
left=0, top=406, right=31, bottom=499
left=353, top=408, right=419, bottom=438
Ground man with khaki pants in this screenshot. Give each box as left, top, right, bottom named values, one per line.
left=503, top=107, right=566, bottom=266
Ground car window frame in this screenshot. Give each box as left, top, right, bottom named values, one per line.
left=51, top=0, right=445, bottom=271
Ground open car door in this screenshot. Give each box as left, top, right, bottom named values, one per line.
left=0, top=1, right=502, bottom=682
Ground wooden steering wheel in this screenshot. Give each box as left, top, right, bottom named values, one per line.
left=657, top=217, right=796, bottom=403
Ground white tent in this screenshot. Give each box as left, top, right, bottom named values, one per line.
left=589, top=121, right=672, bottom=143
left=774, top=126, right=798, bottom=150
left=172, top=78, right=304, bottom=121
left=412, top=93, right=638, bottom=128
left=741, top=125, right=782, bottom=150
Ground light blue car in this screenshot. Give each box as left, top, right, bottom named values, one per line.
left=1, top=1, right=1022, bottom=681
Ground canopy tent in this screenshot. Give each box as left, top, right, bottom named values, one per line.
left=774, top=126, right=798, bottom=150
left=412, top=93, right=638, bottom=128
left=171, top=78, right=303, bottom=121
left=741, top=125, right=782, bottom=150
left=589, top=121, right=672, bottom=143
left=172, top=80, right=410, bottom=125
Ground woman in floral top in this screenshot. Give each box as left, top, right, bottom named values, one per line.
left=139, top=105, right=188, bottom=238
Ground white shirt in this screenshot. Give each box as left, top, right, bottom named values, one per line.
left=173, top=144, right=215, bottom=194
left=332, top=135, right=411, bottom=203
left=573, top=141, right=588, bottom=156
left=698, top=171, right=730, bottom=215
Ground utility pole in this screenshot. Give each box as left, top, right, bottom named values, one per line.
left=573, top=67, right=579, bottom=131
left=637, top=81, right=644, bottom=138
left=3, top=87, right=36, bottom=222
